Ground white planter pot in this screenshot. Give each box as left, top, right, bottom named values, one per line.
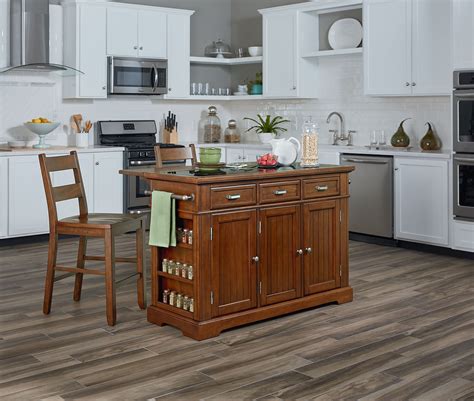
left=258, top=133, right=274, bottom=144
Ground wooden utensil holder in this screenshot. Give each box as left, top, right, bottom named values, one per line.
left=162, top=128, right=179, bottom=144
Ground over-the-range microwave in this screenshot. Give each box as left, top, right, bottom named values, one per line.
left=108, top=57, right=168, bottom=95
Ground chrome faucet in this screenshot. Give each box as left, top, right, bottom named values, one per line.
left=326, top=112, right=355, bottom=146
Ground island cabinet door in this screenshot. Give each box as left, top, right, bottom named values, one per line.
left=210, top=211, right=258, bottom=317
left=303, top=200, right=341, bottom=295
left=259, top=205, right=301, bottom=306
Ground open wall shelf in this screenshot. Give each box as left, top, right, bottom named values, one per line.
left=190, top=56, right=263, bottom=66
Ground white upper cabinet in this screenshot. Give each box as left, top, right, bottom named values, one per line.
left=263, top=11, right=297, bottom=98
left=166, top=13, right=191, bottom=98
left=364, top=0, right=412, bottom=96
left=394, top=157, right=449, bottom=246
left=411, top=0, right=452, bottom=95
left=364, top=0, right=452, bottom=96
left=63, top=3, right=107, bottom=99
left=107, top=7, right=167, bottom=59
left=453, top=0, right=474, bottom=69
left=107, top=7, right=139, bottom=58
left=138, top=10, right=167, bottom=59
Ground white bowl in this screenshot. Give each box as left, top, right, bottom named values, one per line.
left=7, top=141, right=26, bottom=148
left=248, top=46, right=263, bottom=57
left=328, top=18, right=363, bottom=50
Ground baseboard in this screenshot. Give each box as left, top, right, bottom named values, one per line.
left=349, top=232, right=398, bottom=247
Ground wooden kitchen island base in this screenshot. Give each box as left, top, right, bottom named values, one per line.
left=148, top=286, right=353, bottom=340
left=121, top=163, right=355, bottom=341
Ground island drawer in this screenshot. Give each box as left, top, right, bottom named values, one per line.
left=259, top=181, right=300, bottom=204
left=303, top=176, right=340, bottom=199
left=210, top=184, right=257, bottom=209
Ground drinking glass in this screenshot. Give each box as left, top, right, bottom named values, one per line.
left=191, top=83, right=197, bottom=96
left=370, top=131, right=378, bottom=146
left=379, top=130, right=387, bottom=146
left=211, top=88, right=216, bottom=96
left=205, top=83, right=210, bottom=96
left=197, top=83, right=203, bottom=96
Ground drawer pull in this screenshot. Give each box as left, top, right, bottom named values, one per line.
left=273, top=190, right=288, bottom=196
left=225, top=194, right=241, bottom=201
left=316, top=185, right=329, bottom=192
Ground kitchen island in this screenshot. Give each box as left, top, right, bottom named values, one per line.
left=121, top=164, right=355, bottom=340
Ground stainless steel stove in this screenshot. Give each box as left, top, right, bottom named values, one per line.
left=96, top=120, right=184, bottom=216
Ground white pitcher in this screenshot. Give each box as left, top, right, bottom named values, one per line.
left=270, top=137, right=301, bottom=166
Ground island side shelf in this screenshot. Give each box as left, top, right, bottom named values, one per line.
left=126, top=165, right=355, bottom=340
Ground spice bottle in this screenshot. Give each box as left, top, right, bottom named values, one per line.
left=181, top=264, right=188, bottom=278
left=183, top=296, right=190, bottom=311
left=189, top=298, right=194, bottom=313
left=169, top=291, right=176, bottom=306
left=167, top=260, right=175, bottom=275
left=176, top=228, right=183, bottom=243
left=188, top=230, right=193, bottom=245
left=162, top=259, right=168, bottom=272
left=187, top=265, right=193, bottom=281
left=176, top=293, right=183, bottom=309
left=163, top=289, right=169, bottom=304
left=175, top=262, right=182, bottom=276
left=224, top=119, right=241, bottom=143
left=182, top=229, right=189, bottom=244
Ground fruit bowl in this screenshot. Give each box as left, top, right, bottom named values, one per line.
left=257, top=153, right=279, bottom=168
left=24, top=122, right=60, bottom=149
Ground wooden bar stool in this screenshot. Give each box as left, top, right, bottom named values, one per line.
left=38, top=151, right=147, bottom=326
left=154, top=144, right=197, bottom=168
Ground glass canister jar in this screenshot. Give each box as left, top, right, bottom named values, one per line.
left=301, top=119, right=319, bottom=167
left=224, top=120, right=241, bottom=143
left=201, top=106, right=222, bottom=143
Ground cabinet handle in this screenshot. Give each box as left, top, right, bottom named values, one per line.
left=252, top=256, right=259, bottom=263
left=95, top=162, right=100, bottom=166
left=102, top=86, right=106, bottom=90
left=139, top=46, right=143, bottom=50
left=292, top=86, right=297, bottom=90
left=305, top=247, right=313, bottom=254
left=273, top=190, right=288, bottom=196
left=405, top=82, right=410, bottom=87
left=225, top=194, right=241, bottom=201
left=296, top=249, right=303, bottom=256
left=133, top=46, right=138, bottom=50
left=315, top=185, right=328, bottom=192
left=168, top=88, right=172, bottom=92
left=411, top=82, right=416, bottom=86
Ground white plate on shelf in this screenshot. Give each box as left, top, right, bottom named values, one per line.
left=233, top=92, right=249, bottom=96
left=328, top=18, right=363, bottom=50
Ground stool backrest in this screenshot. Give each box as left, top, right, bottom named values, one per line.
left=154, top=144, right=197, bottom=168
left=38, top=151, right=88, bottom=230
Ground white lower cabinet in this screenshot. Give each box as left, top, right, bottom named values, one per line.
left=394, top=157, right=449, bottom=246
left=0, top=158, right=8, bottom=238
left=8, top=156, right=50, bottom=237
left=452, top=220, right=474, bottom=252
left=2, top=151, right=124, bottom=239
left=93, top=153, right=124, bottom=214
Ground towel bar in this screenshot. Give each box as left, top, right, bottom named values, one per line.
left=144, top=190, right=195, bottom=202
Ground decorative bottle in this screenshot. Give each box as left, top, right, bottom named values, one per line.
left=301, top=118, right=319, bottom=167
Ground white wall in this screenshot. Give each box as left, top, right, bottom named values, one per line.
left=231, top=55, right=451, bottom=148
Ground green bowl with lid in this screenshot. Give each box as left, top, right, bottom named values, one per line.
left=199, top=147, right=222, bottom=164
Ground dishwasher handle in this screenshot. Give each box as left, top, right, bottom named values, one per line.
left=342, top=157, right=390, bottom=165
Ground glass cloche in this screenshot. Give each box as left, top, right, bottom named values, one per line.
left=205, top=38, right=233, bottom=59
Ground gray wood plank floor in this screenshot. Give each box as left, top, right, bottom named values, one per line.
left=0, top=235, right=472, bottom=401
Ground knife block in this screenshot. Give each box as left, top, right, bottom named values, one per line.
left=162, top=128, right=179, bottom=144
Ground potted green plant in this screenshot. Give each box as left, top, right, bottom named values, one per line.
left=244, top=114, right=290, bottom=143
left=248, top=72, right=263, bottom=95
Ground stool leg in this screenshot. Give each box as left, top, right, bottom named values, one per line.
left=136, top=220, right=147, bottom=310
left=104, top=230, right=116, bottom=326
left=74, top=236, right=87, bottom=302
left=43, top=233, right=58, bottom=315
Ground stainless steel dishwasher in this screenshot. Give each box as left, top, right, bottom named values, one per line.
left=341, top=154, right=394, bottom=238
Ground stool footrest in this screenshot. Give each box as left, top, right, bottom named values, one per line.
left=55, top=266, right=105, bottom=276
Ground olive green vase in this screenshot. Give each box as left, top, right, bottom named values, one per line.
left=391, top=118, right=411, bottom=148
left=420, top=122, right=441, bottom=151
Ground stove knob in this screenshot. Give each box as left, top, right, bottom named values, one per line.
left=139, top=152, right=146, bottom=157
left=147, top=151, right=154, bottom=157
left=130, top=151, right=139, bottom=158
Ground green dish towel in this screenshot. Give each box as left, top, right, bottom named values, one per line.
left=149, top=191, right=176, bottom=248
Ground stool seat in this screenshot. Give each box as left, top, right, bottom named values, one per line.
left=59, top=213, right=143, bottom=229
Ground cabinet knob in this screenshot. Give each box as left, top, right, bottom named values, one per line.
left=133, top=46, right=138, bottom=50
left=411, top=82, right=416, bottom=86
left=394, top=167, right=399, bottom=171
left=405, top=82, right=410, bottom=87
left=252, top=256, right=260, bottom=263
left=296, top=249, right=303, bottom=256
left=139, top=46, right=143, bottom=50
left=102, top=86, right=106, bottom=90
left=168, top=88, right=172, bottom=92
left=305, top=247, right=313, bottom=254
left=95, top=162, right=100, bottom=166
left=292, top=86, right=297, bottom=90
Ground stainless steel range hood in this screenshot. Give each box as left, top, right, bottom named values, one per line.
left=1, top=0, right=83, bottom=75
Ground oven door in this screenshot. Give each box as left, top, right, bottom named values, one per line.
left=127, top=167, right=152, bottom=210
left=108, top=57, right=168, bottom=95
left=453, top=90, right=474, bottom=153
left=454, top=154, right=474, bottom=221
